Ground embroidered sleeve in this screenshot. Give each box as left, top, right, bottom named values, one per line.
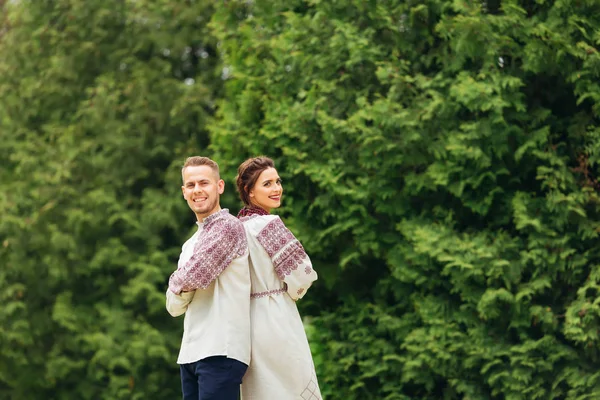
left=256, top=217, right=317, bottom=300
left=168, top=218, right=247, bottom=294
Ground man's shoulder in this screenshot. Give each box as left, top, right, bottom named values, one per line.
left=206, top=211, right=246, bottom=240
left=217, top=211, right=245, bottom=230
left=221, top=210, right=243, bottom=224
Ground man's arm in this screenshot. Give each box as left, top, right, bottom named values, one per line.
left=168, top=218, right=247, bottom=294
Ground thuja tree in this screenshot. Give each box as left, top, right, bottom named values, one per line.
left=210, top=0, right=600, bottom=398
left=0, top=0, right=223, bottom=398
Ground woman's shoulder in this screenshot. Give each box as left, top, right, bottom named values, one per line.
left=240, top=214, right=282, bottom=234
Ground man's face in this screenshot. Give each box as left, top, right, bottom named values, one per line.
left=181, top=165, right=224, bottom=221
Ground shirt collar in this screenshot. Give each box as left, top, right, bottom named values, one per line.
left=237, top=205, right=270, bottom=218
left=196, top=208, right=229, bottom=227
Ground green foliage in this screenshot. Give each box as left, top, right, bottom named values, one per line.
left=0, top=0, right=223, bottom=398
left=3, top=0, right=600, bottom=398
left=210, top=0, right=600, bottom=398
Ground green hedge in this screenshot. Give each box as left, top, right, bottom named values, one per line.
left=2, top=0, right=600, bottom=398
left=210, top=1, right=600, bottom=399
left=0, top=1, right=221, bottom=398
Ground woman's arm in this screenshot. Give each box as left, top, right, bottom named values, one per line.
left=256, top=216, right=318, bottom=300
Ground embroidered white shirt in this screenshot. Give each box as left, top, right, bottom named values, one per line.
left=165, top=209, right=251, bottom=365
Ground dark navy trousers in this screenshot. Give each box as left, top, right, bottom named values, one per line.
left=180, top=356, right=248, bottom=400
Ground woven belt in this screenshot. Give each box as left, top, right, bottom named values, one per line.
left=250, top=288, right=286, bottom=299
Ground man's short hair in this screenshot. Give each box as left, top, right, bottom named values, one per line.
left=181, top=156, right=220, bottom=181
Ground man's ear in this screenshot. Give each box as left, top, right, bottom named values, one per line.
left=181, top=186, right=186, bottom=198
left=218, top=179, right=225, bottom=195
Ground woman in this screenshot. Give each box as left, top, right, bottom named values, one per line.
left=236, top=156, right=322, bottom=400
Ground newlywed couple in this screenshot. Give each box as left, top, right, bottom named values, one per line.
left=166, top=156, right=322, bottom=400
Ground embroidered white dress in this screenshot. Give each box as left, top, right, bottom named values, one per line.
left=240, top=214, right=322, bottom=400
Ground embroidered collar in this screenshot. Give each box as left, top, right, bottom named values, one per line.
left=196, top=208, right=229, bottom=226
left=237, top=206, right=269, bottom=219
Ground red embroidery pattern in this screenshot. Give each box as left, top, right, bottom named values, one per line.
left=238, top=215, right=259, bottom=222
left=297, top=288, right=305, bottom=296
left=273, top=241, right=306, bottom=279
left=237, top=206, right=269, bottom=218
left=305, top=266, right=313, bottom=275
left=257, top=218, right=295, bottom=257
left=300, top=372, right=321, bottom=399
left=257, top=218, right=308, bottom=280
left=250, top=288, right=287, bottom=299
left=169, top=210, right=247, bottom=294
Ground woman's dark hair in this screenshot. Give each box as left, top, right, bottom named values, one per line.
left=236, top=156, right=275, bottom=206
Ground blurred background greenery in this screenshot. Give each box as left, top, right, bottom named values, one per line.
left=2, top=0, right=600, bottom=399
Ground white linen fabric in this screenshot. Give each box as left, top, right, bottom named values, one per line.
left=166, top=209, right=251, bottom=366
left=240, top=214, right=322, bottom=400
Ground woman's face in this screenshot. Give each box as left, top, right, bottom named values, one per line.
left=249, top=167, right=283, bottom=213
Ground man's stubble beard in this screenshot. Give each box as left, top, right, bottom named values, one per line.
left=195, top=197, right=219, bottom=219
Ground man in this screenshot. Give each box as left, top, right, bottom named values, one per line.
left=166, top=156, right=250, bottom=400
